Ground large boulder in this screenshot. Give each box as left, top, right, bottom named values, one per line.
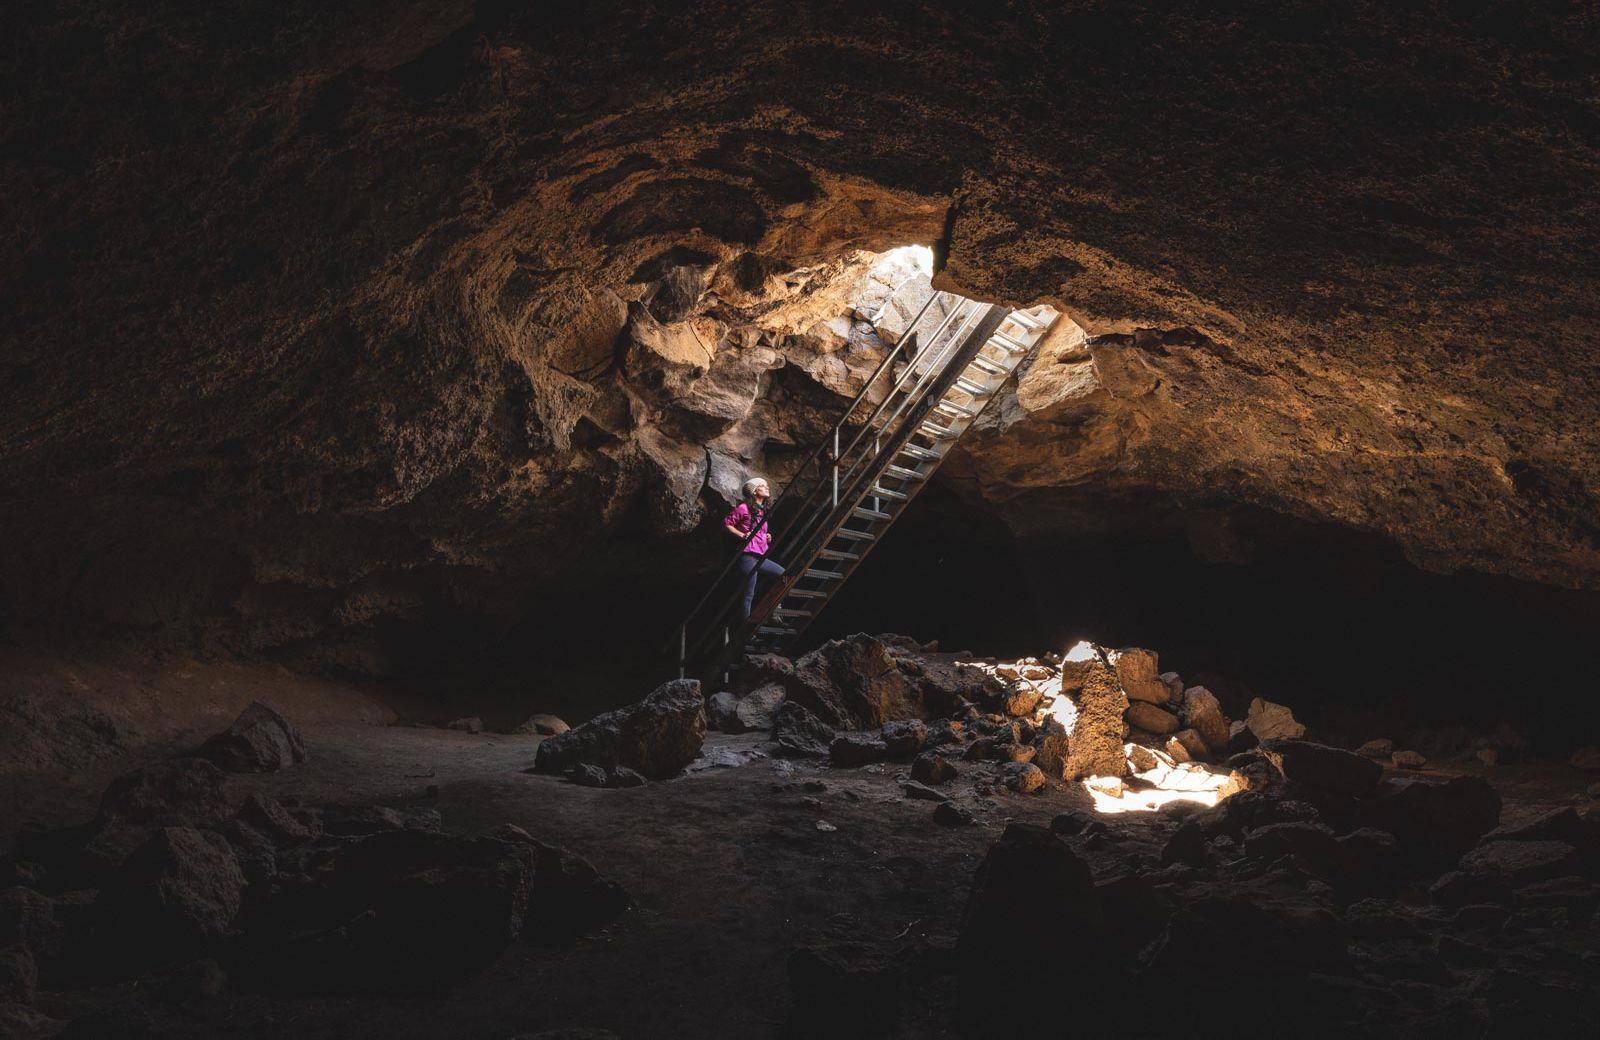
left=770, top=701, right=834, bottom=758
left=1113, top=648, right=1169, bottom=705
left=530, top=679, right=705, bottom=781
left=957, top=825, right=1105, bottom=1002
left=1064, top=662, right=1128, bottom=780
left=1126, top=702, right=1179, bottom=735
left=733, top=682, right=785, bottom=733
left=1359, top=776, right=1502, bottom=870
left=786, top=635, right=921, bottom=730
left=1179, top=686, right=1230, bottom=753
left=198, top=701, right=306, bottom=773
left=1246, top=698, right=1306, bottom=741
left=829, top=733, right=888, bottom=767
left=1259, top=740, right=1383, bottom=796
left=1459, top=841, right=1583, bottom=885
left=97, top=826, right=246, bottom=954
left=1033, top=718, right=1070, bottom=780
left=81, top=758, right=236, bottom=879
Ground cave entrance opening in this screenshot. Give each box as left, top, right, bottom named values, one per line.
left=671, top=264, right=1062, bottom=686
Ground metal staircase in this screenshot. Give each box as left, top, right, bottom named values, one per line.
left=671, top=289, right=1061, bottom=681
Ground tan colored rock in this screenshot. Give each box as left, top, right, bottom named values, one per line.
left=1178, top=686, right=1229, bottom=753
left=1570, top=746, right=1600, bottom=771
left=1084, top=774, right=1124, bottom=799
left=1164, top=735, right=1193, bottom=763
left=1169, top=728, right=1209, bottom=762
left=1392, top=750, right=1427, bottom=769
left=1126, top=702, right=1180, bottom=735
left=1245, top=698, right=1306, bottom=741
left=1355, top=738, right=1393, bottom=758
left=1114, top=648, right=1170, bottom=705
left=1126, top=743, right=1159, bottom=772
left=621, top=304, right=709, bottom=405
left=1001, top=683, right=1042, bottom=717
left=515, top=713, right=570, bottom=737
left=1065, top=663, right=1129, bottom=780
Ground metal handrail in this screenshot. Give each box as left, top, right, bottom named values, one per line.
left=667, top=290, right=943, bottom=660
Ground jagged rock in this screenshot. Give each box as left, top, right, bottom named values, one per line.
left=237, top=793, right=318, bottom=846
left=706, top=691, right=740, bottom=733
left=221, top=819, right=276, bottom=884
left=1002, top=743, right=1036, bottom=764
left=910, top=751, right=957, bottom=785
left=1179, top=686, right=1229, bottom=753
left=489, top=825, right=629, bottom=941
left=1002, top=762, right=1046, bottom=794
left=933, top=802, right=975, bottom=827
left=447, top=716, right=484, bottom=734
left=1000, top=683, right=1041, bottom=717
left=513, top=713, right=570, bottom=736
left=1245, top=698, right=1306, bottom=742
left=733, top=683, right=785, bottom=732
left=0, top=946, right=36, bottom=1006
left=1356, top=739, right=1394, bottom=759
left=1391, top=750, right=1426, bottom=769
left=1227, top=720, right=1259, bottom=754
left=568, top=764, right=647, bottom=788
left=1168, top=729, right=1209, bottom=762
left=1114, top=648, right=1169, bottom=705
left=81, top=758, right=236, bottom=877
left=734, top=653, right=795, bottom=696
left=99, top=826, right=245, bottom=952
left=1430, top=870, right=1514, bottom=909
left=770, top=701, right=834, bottom=758
left=198, top=701, right=306, bottom=773
left=1034, top=718, right=1070, bottom=780
left=531, top=678, right=705, bottom=780
left=1259, top=739, right=1382, bottom=795
left=621, top=304, right=708, bottom=406
left=1460, top=841, right=1582, bottom=885
left=786, top=943, right=903, bottom=1035
left=1360, top=776, right=1502, bottom=869
left=829, top=733, right=888, bottom=768
left=1126, top=702, right=1179, bottom=735
left=786, top=634, right=921, bottom=730
left=1084, top=774, right=1123, bottom=799
left=1065, top=662, right=1128, bottom=780
left=1244, top=821, right=1344, bottom=875
left=957, top=825, right=1104, bottom=1001
left=880, top=719, right=928, bottom=759
left=1487, top=806, right=1600, bottom=851
left=902, top=781, right=949, bottom=803
left=1159, top=671, right=1185, bottom=701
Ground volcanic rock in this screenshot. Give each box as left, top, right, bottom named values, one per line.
left=957, top=825, right=1103, bottom=1000
left=1356, top=739, right=1394, bottom=759
left=1064, top=662, right=1128, bottom=780
left=733, top=683, right=785, bottom=733
left=1002, top=762, right=1045, bottom=794
left=514, top=714, right=571, bottom=737
left=829, top=733, right=888, bottom=768
left=1113, top=648, right=1169, bottom=705
left=706, top=691, right=740, bottom=733
left=1459, top=841, right=1583, bottom=885
left=902, top=781, right=949, bottom=803
left=0, top=946, right=36, bottom=1007
left=1178, top=686, right=1229, bottom=752
left=910, top=751, right=957, bottom=785
left=1259, top=739, right=1382, bottom=796
left=531, top=678, right=705, bottom=780
left=787, top=635, right=920, bottom=730
left=1000, top=683, right=1042, bottom=717
left=933, top=802, right=975, bottom=827
left=1360, top=776, right=1502, bottom=870
left=769, top=701, right=834, bottom=758
left=98, top=826, right=246, bottom=953
left=1245, top=698, right=1306, bottom=742
left=1167, top=729, right=1209, bottom=762
left=1033, top=719, right=1070, bottom=780
left=198, top=702, right=307, bottom=773
left=1126, top=702, right=1179, bottom=735
left=1227, top=720, right=1259, bottom=755
left=880, top=719, right=928, bottom=759
left=1391, top=750, right=1426, bottom=769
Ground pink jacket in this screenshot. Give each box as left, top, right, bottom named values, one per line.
left=724, top=501, right=770, bottom=556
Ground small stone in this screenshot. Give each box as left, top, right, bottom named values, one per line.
left=514, top=713, right=570, bottom=736
left=829, top=733, right=888, bottom=768
left=881, top=719, right=929, bottom=759
left=933, top=802, right=975, bottom=827
left=1003, top=743, right=1036, bottom=764
left=1126, top=744, right=1158, bottom=772
left=903, top=781, right=950, bottom=803
left=1165, top=736, right=1192, bottom=764
left=815, top=821, right=837, bottom=832
left=1084, top=774, right=1124, bottom=799
left=706, top=691, right=740, bottom=733
left=1476, top=748, right=1499, bottom=767
left=1002, top=684, right=1042, bottom=717
left=1178, top=687, right=1229, bottom=752
left=1391, top=750, right=1427, bottom=769
left=1356, top=739, right=1394, bottom=759
left=910, top=752, right=958, bottom=785
left=447, top=716, right=484, bottom=734
left=1159, top=671, right=1185, bottom=700
left=1169, top=729, right=1209, bottom=762
left=1003, top=762, right=1046, bottom=794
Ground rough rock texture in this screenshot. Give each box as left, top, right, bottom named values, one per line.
left=785, top=635, right=921, bottom=731
left=1065, top=663, right=1129, bottom=780
left=4, top=1, right=1598, bottom=679
left=198, top=702, right=307, bottom=772
left=1113, top=649, right=1168, bottom=705
left=530, top=679, right=705, bottom=780
left=769, top=700, right=833, bottom=758
left=1178, top=686, right=1229, bottom=753
left=98, top=826, right=246, bottom=952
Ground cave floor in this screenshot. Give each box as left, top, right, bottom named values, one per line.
left=8, top=716, right=1596, bottom=1038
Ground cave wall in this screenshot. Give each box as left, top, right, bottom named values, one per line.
left=3, top=0, right=1598, bottom=690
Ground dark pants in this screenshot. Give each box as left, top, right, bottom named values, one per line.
left=738, top=554, right=785, bottom=620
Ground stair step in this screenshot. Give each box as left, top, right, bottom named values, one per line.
left=1007, top=309, right=1043, bottom=330
left=803, top=568, right=843, bottom=580
left=899, top=442, right=942, bottom=461
left=852, top=506, right=892, bottom=522
left=818, top=548, right=860, bottom=561
left=884, top=463, right=923, bottom=481
left=916, top=420, right=957, bottom=439
left=971, top=354, right=1009, bottom=375
left=936, top=399, right=978, bottom=418
left=756, top=625, right=798, bottom=636
left=786, top=588, right=828, bottom=598
left=991, top=331, right=1029, bottom=353
left=869, top=484, right=909, bottom=500
left=774, top=607, right=812, bottom=619
left=955, top=376, right=996, bottom=395
left=832, top=528, right=875, bottom=541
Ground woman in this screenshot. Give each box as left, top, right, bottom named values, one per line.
left=724, top=477, right=783, bottom=620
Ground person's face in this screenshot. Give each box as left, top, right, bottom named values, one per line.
left=754, top=485, right=770, bottom=504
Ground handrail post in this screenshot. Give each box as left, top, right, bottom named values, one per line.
left=831, top=428, right=839, bottom=506
left=678, top=625, right=686, bottom=679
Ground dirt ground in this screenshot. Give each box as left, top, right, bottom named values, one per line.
left=5, top=695, right=1597, bottom=1039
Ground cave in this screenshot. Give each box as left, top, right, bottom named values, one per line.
left=3, top=1, right=1600, bottom=1037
